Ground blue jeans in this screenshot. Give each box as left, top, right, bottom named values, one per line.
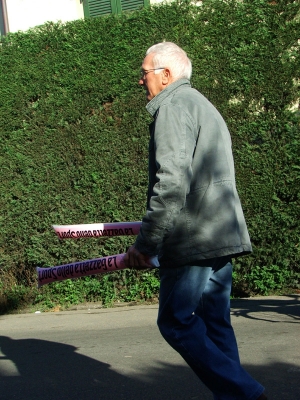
left=157, top=258, right=264, bottom=400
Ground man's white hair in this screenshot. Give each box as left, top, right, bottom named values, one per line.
left=146, top=42, right=192, bottom=80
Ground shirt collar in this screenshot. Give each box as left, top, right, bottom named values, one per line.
left=146, top=78, right=191, bottom=116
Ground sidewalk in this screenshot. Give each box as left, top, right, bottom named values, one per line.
left=0, top=295, right=299, bottom=399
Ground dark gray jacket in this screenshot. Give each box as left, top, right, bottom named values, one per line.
left=135, top=79, right=252, bottom=267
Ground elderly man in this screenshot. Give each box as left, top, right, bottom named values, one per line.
left=124, top=42, right=267, bottom=400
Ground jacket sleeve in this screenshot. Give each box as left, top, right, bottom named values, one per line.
left=134, top=103, right=197, bottom=256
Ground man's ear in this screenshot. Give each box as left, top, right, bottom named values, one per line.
left=162, top=68, right=171, bottom=85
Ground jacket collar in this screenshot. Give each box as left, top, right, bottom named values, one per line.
left=146, top=78, right=191, bottom=116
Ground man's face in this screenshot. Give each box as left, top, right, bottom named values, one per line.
left=139, top=53, right=165, bottom=101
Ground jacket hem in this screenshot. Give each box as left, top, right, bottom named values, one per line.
left=158, top=246, right=252, bottom=268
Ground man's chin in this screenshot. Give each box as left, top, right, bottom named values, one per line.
left=146, top=92, right=153, bottom=101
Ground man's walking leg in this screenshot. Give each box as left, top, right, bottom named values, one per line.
left=157, top=261, right=265, bottom=399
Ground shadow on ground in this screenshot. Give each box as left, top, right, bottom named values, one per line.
left=0, top=334, right=299, bottom=400
left=231, top=295, right=300, bottom=323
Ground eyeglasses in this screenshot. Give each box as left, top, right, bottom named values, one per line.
left=140, top=68, right=165, bottom=78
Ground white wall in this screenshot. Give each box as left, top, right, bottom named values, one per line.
left=150, top=0, right=171, bottom=4
left=6, top=0, right=84, bottom=33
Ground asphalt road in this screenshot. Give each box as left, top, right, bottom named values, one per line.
left=0, top=295, right=299, bottom=400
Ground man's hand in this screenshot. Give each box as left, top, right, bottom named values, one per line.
left=123, top=246, right=153, bottom=270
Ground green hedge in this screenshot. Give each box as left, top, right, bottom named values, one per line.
left=0, top=0, right=299, bottom=311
